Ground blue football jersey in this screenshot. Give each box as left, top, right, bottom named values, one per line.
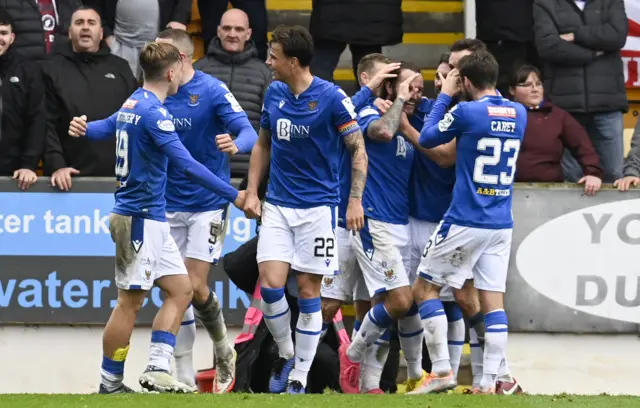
left=164, top=71, right=250, bottom=212
left=409, top=97, right=456, bottom=223
left=358, top=104, right=414, bottom=225
left=420, top=93, right=526, bottom=229
left=260, top=77, right=360, bottom=209
left=110, top=88, right=183, bottom=221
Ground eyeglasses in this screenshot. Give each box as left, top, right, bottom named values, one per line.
left=516, top=81, right=543, bottom=89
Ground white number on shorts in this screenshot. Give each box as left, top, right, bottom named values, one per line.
left=314, top=237, right=335, bottom=258
left=115, top=129, right=129, bottom=178
left=472, top=137, right=520, bottom=185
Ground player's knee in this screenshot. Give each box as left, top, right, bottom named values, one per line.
left=412, top=278, right=439, bottom=303
left=479, top=290, right=504, bottom=314
left=321, top=298, right=341, bottom=321
left=296, top=273, right=322, bottom=299
left=454, top=283, right=481, bottom=317
left=388, top=286, right=413, bottom=317
left=115, top=290, right=146, bottom=314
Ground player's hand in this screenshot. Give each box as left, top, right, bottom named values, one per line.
left=397, top=72, right=421, bottom=101
left=166, top=21, right=187, bottom=31
left=69, top=115, right=87, bottom=137
left=373, top=98, right=393, bottom=114
left=12, top=168, right=38, bottom=190
left=233, top=190, right=246, bottom=209
left=243, top=191, right=262, bottom=219
left=441, top=69, right=460, bottom=97
left=614, top=176, right=640, bottom=192
left=51, top=167, right=80, bottom=192
left=578, top=175, right=601, bottom=196
left=366, top=62, right=400, bottom=91
left=216, top=133, right=239, bottom=155
left=346, top=197, right=365, bottom=232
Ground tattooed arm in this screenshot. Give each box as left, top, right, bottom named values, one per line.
left=366, top=97, right=406, bottom=141
left=344, top=129, right=368, bottom=231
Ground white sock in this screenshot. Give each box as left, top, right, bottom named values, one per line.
left=398, top=304, right=424, bottom=381
left=148, top=331, right=176, bottom=372
left=480, top=310, right=508, bottom=391
left=418, top=299, right=451, bottom=375
left=443, top=302, right=465, bottom=377
left=347, top=304, right=393, bottom=363
left=260, top=287, right=294, bottom=359
left=174, top=306, right=196, bottom=386
left=290, top=297, right=323, bottom=387
left=497, top=358, right=513, bottom=382
left=101, top=355, right=126, bottom=391
left=351, top=319, right=362, bottom=340
left=469, top=327, right=484, bottom=388
left=361, top=330, right=390, bottom=392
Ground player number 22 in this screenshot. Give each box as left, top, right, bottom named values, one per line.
left=314, top=237, right=335, bottom=258
left=473, top=137, right=520, bottom=185
left=115, top=129, right=129, bottom=178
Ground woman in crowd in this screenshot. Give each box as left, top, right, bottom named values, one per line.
left=510, top=64, right=603, bottom=196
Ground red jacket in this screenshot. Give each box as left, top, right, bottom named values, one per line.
left=515, top=101, right=603, bottom=182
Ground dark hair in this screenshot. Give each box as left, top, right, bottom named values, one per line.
left=139, top=42, right=182, bottom=82
left=157, top=28, right=194, bottom=58
left=458, top=50, right=499, bottom=91
left=356, top=53, right=392, bottom=80
left=270, top=25, right=314, bottom=67
left=0, top=7, right=14, bottom=29
left=450, top=38, right=487, bottom=53
left=509, top=64, right=542, bottom=88
left=438, top=52, right=451, bottom=66
left=71, top=5, right=102, bottom=21
left=381, top=61, right=421, bottom=100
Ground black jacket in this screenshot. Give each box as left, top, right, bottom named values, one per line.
left=84, top=0, right=192, bottom=38
left=0, top=50, right=46, bottom=175
left=194, top=38, right=271, bottom=130
left=309, top=0, right=403, bottom=46
left=0, top=0, right=82, bottom=61
left=476, top=0, right=534, bottom=43
left=533, top=0, right=629, bottom=113
left=42, top=40, right=137, bottom=176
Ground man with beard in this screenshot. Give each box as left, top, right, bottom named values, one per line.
left=337, top=63, right=424, bottom=394
left=0, top=9, right=46, bottom=190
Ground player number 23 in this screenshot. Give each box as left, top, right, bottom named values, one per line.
left=473, top=137, right=520, bottom=185
left=115, top=129, right=129, bottom=178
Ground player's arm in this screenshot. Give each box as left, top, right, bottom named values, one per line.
left=68, top=112, right=118, bottom=140
left=148, top=112, right=241, bottom=206
left=351, top=86, right=373, bottom=111
left=246, top=127, right=271, bottom=195
left=419, top=93, right=464, bottom=148
left=214, top=85, right=258, bottom=154
left=367, top=71, right=420, bottom=142
left=401, top=117, right=456, bottom=167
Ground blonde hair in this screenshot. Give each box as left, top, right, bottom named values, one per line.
left=139, top=42, right=182, bottom=82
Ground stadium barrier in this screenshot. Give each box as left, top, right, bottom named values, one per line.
left=1, top=177, right=639, bottom=333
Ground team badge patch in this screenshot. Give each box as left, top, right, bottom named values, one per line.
left=188, top=94, right=200, bottom=106
left=322, top=276, right=335, bottom=290
left=383, top=269, right=397, bottom=283
left=307, top=101, right=318, bottom=111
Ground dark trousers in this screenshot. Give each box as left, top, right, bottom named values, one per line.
left=310, top=39, right=381, bottom=87
left=484, top=40, right=541, bottom=98
left=197, top=0, right=268, bottom=61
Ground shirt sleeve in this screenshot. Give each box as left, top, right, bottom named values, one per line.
left=87, top=113, right=118, bottom=141
left=351, top=86, right=374, bottom=111
left=356, top=106, right=382, bottom=139
left=260, top=84, right=273, bottom=130
left=331, top=87, right=360, bottom=138
left=145, top=106, right=181, bottom=148
left=419, top=93, right=465, bottom=148
left=213, top=82, right=251, bottom=129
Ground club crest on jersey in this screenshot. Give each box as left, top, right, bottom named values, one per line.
left=188, top=94, right=200, bottom=107
left=144, top=270, right=152, bottom=282
left=307, top=101, right=318, bottom=111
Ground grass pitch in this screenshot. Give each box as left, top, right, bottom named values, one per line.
left=0, top=393, right=638, bottom=408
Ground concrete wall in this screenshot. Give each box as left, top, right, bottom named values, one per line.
left=0, top=326, right=638, bottom=395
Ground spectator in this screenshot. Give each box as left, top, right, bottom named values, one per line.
left=533, top=0, right=629, bottom=183
left=614, top=119, right=640, bottom=191
left=0, top=0, right=81, bottom=61
left=0, top=8, right=46, bottom=190
left=510, top=64, right=602, bottom=195
left=476, top=0, right=541, bottom=97
left=43, top=6, right=136, bottom=190
left=194, top=8, right=270, bottom=130
left=85, top=0, right=192, bottom=79
left=309, top=0, right=402, bottom=84
left=197, top=1, right=268, bottom=62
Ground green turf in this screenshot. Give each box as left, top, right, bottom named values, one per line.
left=0, top=394, right=639, bottom=408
